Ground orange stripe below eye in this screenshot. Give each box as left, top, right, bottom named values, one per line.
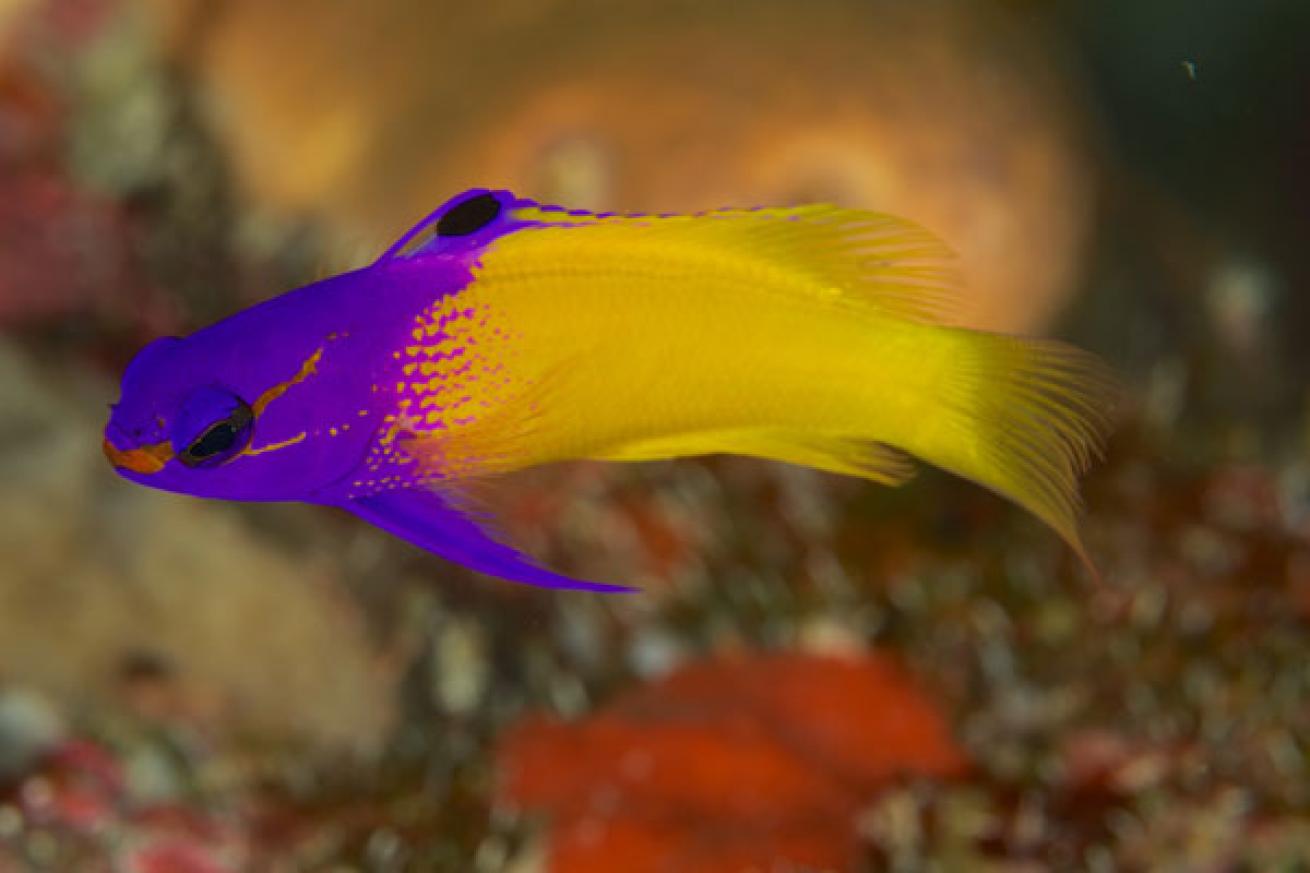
left=103, top=438, right=174, bottom=474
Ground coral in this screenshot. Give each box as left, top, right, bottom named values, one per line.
left=497, top=651, right=967, bottom=871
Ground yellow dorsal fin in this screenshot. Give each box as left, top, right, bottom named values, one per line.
left=506, top=202, right=963, bottom=324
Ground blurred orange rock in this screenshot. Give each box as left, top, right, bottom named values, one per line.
left=496, top=650, right=968, bottom=871
left=141, top=0, right=1095, bottom=332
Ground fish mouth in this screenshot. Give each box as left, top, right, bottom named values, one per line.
left=103, top=438, right=174, bottom=474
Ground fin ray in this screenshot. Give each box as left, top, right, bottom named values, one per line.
left=923, top=335, right=1118, bottom=569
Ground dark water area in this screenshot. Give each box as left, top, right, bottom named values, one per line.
left=0, top=1, right=1307, bottom=869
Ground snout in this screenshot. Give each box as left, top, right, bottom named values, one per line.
left=103, top=437, right=173, bottom=474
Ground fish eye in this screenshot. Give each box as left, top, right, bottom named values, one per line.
left=171, top=386, right=255, bottom=469
left=436, top=192, right=501, bottom=236
left=180, top=406, right=253, bottom=467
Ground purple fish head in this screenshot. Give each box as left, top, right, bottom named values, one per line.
left=103, top=269, right=416, bottom=502
left=101, top=189, right=514, bottom=505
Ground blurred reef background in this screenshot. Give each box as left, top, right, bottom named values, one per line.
left=0, top=0, right=1309, bottom=869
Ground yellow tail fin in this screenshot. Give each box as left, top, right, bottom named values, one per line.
left=593, top=325, right=1116, bottom=570
left=910, top=331, right=1118, bottom=568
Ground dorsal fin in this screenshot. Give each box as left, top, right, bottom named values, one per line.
left=502, top=199, right=962, bottom=324
left=382, top=190, right=962, bottom=324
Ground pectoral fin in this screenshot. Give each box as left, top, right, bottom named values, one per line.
left=338, top=489, right=633, bottom=593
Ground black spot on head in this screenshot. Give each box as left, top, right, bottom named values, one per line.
left=437, top=192, right=502, bottom=237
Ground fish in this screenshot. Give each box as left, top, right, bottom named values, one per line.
left=104, top=188, right=1117, bottom=592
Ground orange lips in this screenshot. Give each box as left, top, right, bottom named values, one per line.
left=103, top=438, right=174, bottom=474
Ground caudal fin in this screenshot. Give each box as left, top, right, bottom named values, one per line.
left=915, top=332, right=1118, bottom=569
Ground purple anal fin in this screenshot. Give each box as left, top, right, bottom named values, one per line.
left=340, top=489, right=634, bottom=593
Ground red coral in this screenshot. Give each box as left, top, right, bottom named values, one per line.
left=497, top=650, right=968, bottom=872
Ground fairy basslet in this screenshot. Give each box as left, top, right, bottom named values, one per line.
left=104, top=189, right=1117, bottom=592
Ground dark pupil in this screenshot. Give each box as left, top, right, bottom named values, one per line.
left=189, top=422, right=238, bottom=459
left=436, top=193, right=501, bottom=236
